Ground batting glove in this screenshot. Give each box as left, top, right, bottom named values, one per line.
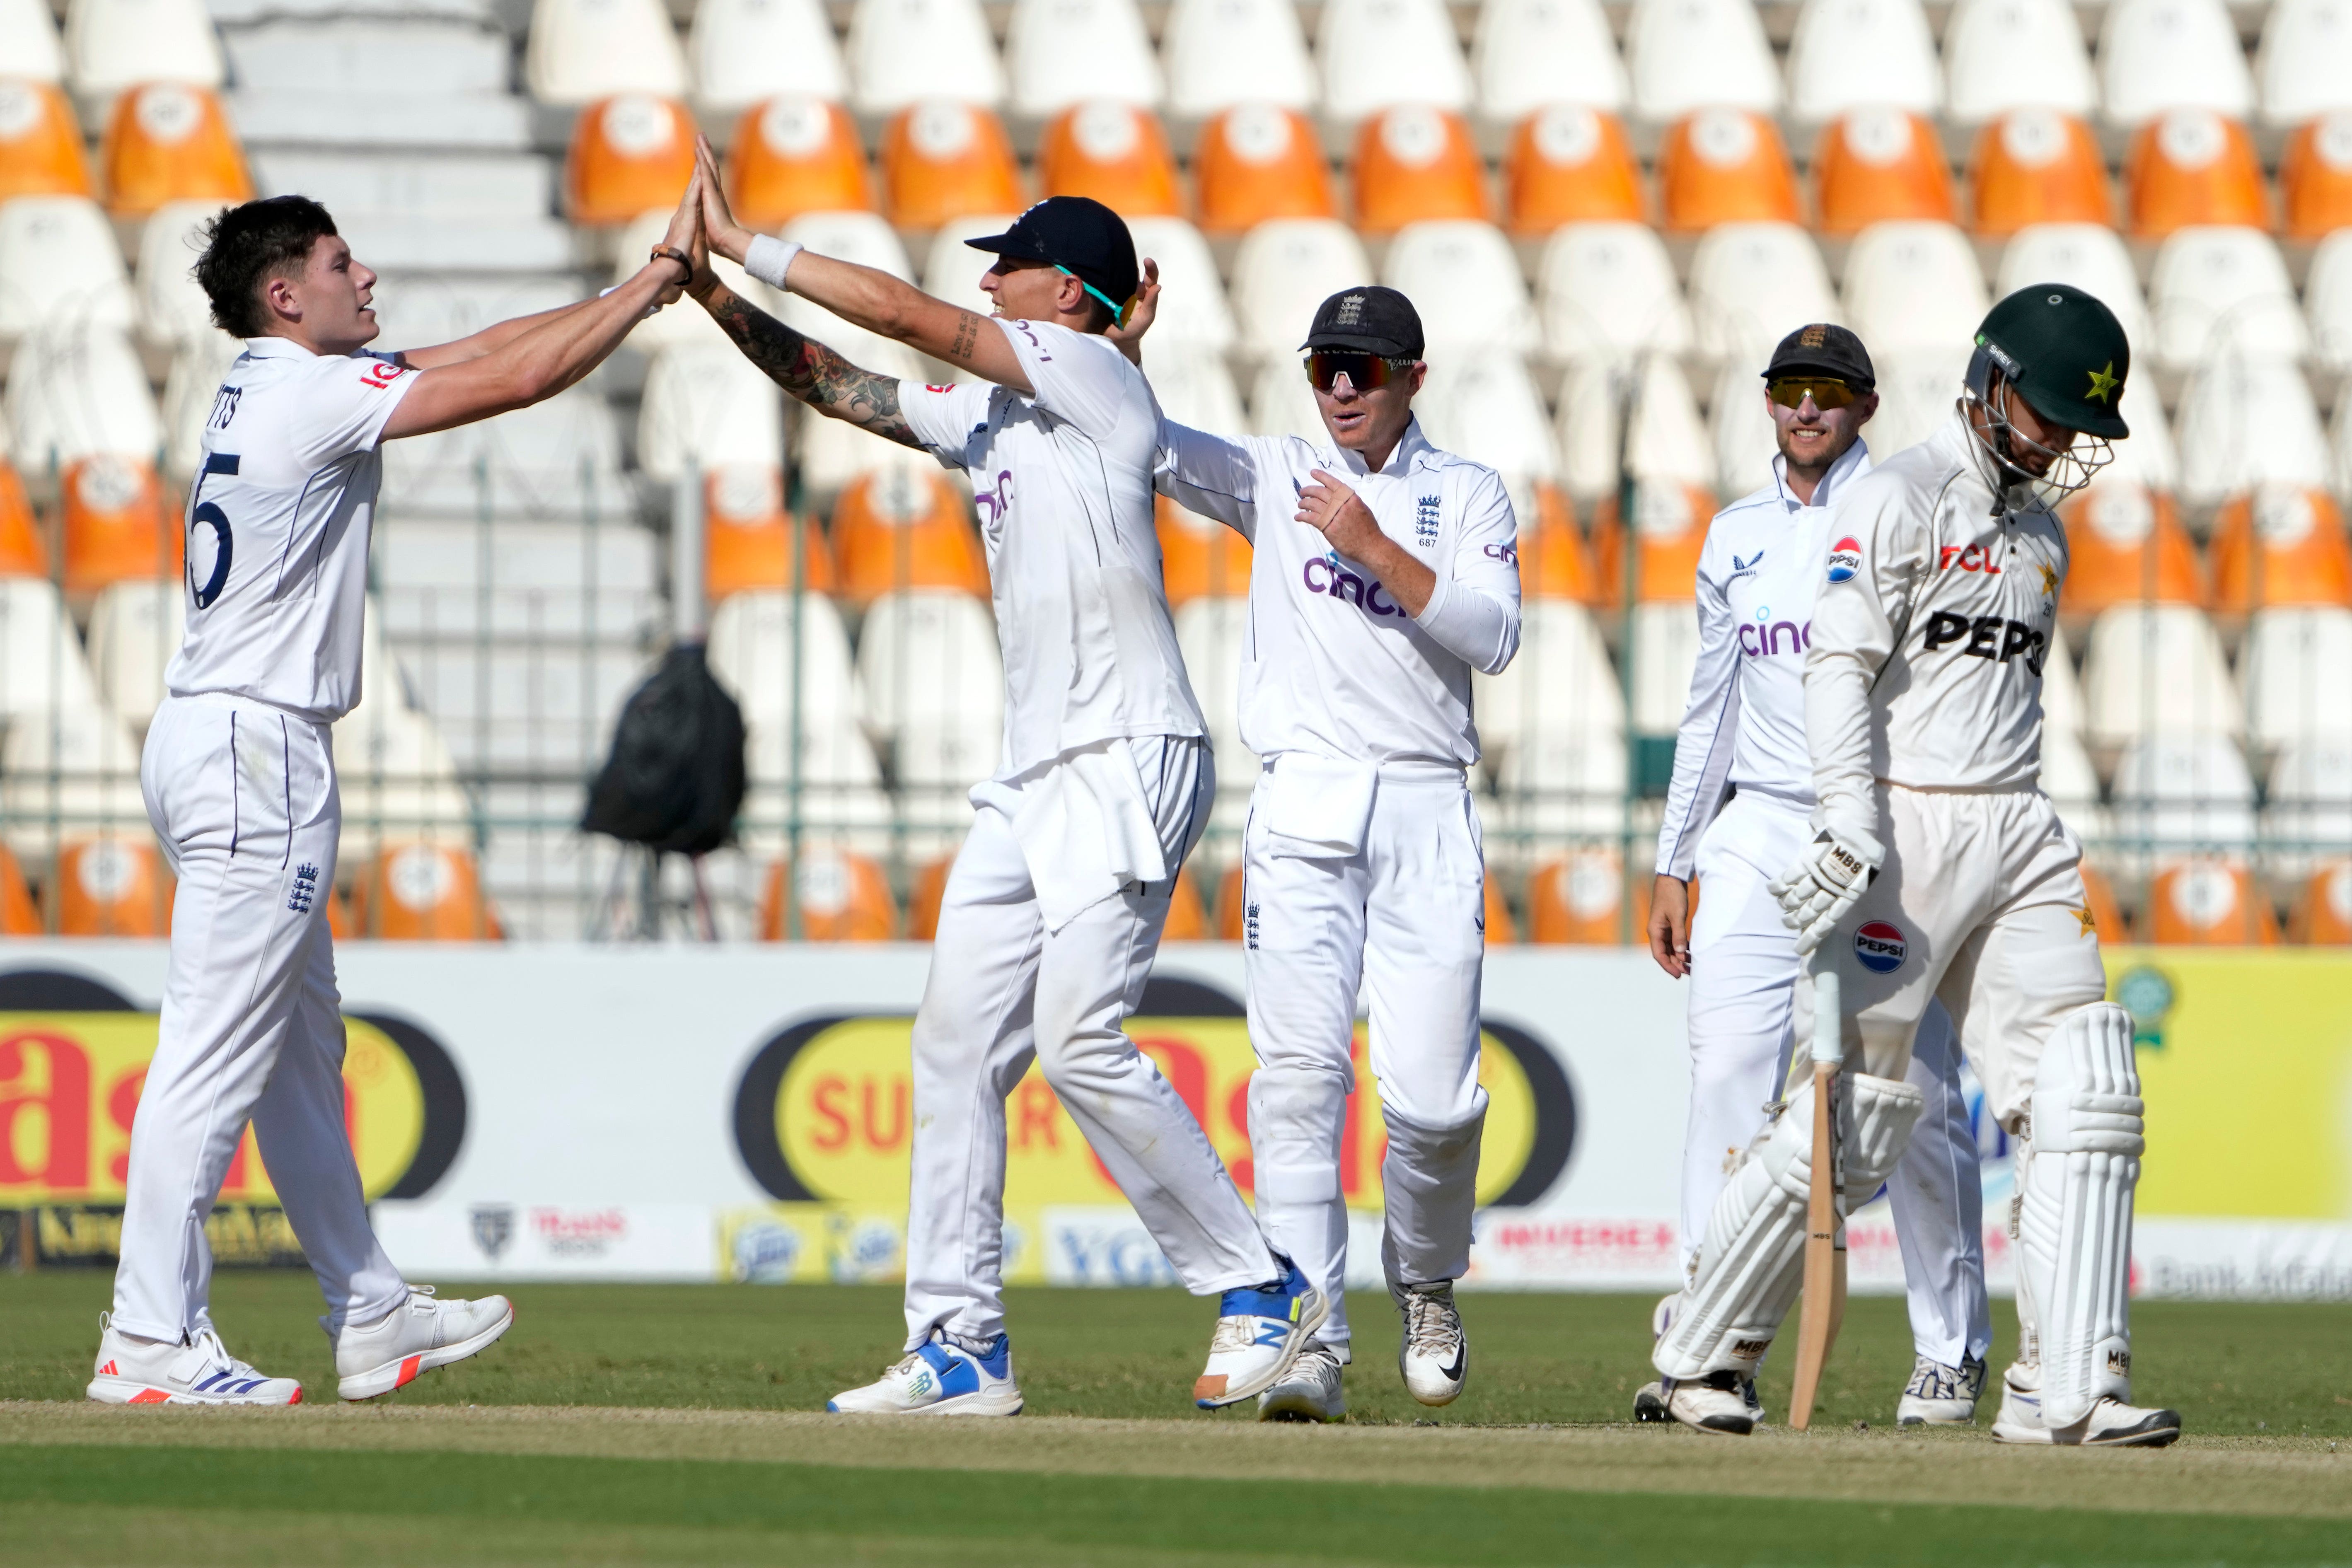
left=1768, top=829, right=1884, bottom=955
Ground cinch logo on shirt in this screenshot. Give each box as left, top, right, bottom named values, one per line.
left=1825, top=537, right=1862, bottom=583
left=1302, top=555, right=1406, bottom=617
left=1737, top=618, right=1809, bottom=657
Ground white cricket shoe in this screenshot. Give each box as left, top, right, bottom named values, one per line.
left=1898, top=1354, right=1987, bottom=1426
left=1394, top=1280, right=1467, bottom=1406
left=1663, top=1370, right=1756, bottom=1436
left=829, top=1329, right=1023, bottom=1415
left=87, top=1315, right=302, bottom=1406
left=330, top=1285, right=513, bottom=1401
left=1194, top=1255, right=1327, bottom=1409
left=1989, top=1370, right=2180, bottom=1447
left=1257, top=1343, right=1346, bottom=1423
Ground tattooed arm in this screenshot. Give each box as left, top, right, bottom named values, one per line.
left=696, top=282, right=919, bottom=449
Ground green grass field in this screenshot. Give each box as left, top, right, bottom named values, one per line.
left=3, top=1273, right=2349, bottom=1566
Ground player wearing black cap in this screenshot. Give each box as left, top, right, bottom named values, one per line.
left=684, top=148, right=1324, bottom=1418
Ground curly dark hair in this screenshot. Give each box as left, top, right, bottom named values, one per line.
left=193, top=195, right=339, bottom=338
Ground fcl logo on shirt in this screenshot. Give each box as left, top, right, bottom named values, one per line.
left=1826, top=537, right=1863, bottom=583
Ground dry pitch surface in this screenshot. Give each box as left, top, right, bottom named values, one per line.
left=3, top=1276, right=2348, bottom=1565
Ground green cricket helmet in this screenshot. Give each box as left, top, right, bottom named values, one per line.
left=1969, top=283, right=2132, bottom=441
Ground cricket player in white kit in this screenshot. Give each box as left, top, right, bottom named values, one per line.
left=1137, top=284, right=1521, bottom=1422
left=687, top=153, right=1321, bottom=1416
left=1638, top=325, right=1992, bottom=1430
left=1656, top=286, right=2180, bottom=1446
left=90, top=186, right=710, bottom=1405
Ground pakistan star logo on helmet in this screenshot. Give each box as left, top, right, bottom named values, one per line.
left=2085, top=362, right=2120, bottom=404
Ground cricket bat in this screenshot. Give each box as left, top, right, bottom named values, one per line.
left=1786, top=959, right=1845, bottom=1432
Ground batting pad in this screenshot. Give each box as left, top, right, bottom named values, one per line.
left=1653, top=1071, right=1923, bottom=1381
left=2018, top=1002, right=2144, bottom=1429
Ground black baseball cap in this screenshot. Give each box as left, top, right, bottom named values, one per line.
left=1299, top=285, right=1424, bottom=359
left=1763, top=322, right=1875, bottom=392
left=965, top=196, right=1139, bottom=318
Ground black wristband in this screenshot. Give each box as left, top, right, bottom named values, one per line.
left=650, top=245, right=692, bottom=284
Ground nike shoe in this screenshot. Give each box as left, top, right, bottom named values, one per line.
left=1898, top=1353, right=1987, bottom=1426
left=1194, top=1256, right=1327, bottom=1409
left=1394, top=1279, right=1467, bottom=1407
left=1664, top=1370, right=1755, bottom=1436
left=1989, top=1369, right=2180, bottom=1447
left=88, top=1315, right=303, bottom=1406
left=330, top=1285, right=513, bottom=1401
left=1257, top=1343, right=1346, bottom=1423
left=828, top=1329, right=1023, bottom=1416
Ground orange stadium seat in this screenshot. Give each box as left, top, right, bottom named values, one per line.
left=1216, top=863, right=1246, bottom=939
left=1969, top=109, right=2111, bottom=236
left=1504, top=105, right=1643, bottom=235
left=2079, top=860, right=2128, bottom=943
left=56, top=836, right=170, bottom=936
left=61, top=455, right=174, bottom=598
left=2058, top=481, right=2205, bottom=615
left=1484, top=867, right=1517, bottom=944
left=2281, top=112, right=2352, bottom=241
left=1156, top=495, right=1252, bottom=606
left=1351, top=104, right=1487, bottom=233
left=0, top=841, right=41, bottom=934
left=2289, top=858, right=2352, bottom=943
left=351, top=843, right=502, bottom=940
left=726, top=95, right=872, bottom=230
left=831, top=464, right=991, bottom=604
left=1517, top=484, right=1603, bottom=603
left=759, top=848, right=897, bottom=940
left=1527, top=848, right=1640, bottom=944
left=565, top=94, right=696, bottom=225
left=906, top=853, right=954, bottom=939
left=704, top=463, right=839, bottom=602
left=0, top=461, right=45, bottom=576
left=882, top=99, right=1023, bottom=230
left=2126, top=108, right=2268, bottom=240
left=1658, top=108, right=1799, bottom=232
left=1193, top=104, right=1335, bottom=232
left=0, top=79, right=91, bottom=200
left=2207, top=486, right=2352, bottom=613
left=325, top=885, right=353, bottom=941
left=2146, top=858, right=2278, bottom=945
left=1039, top=101, right=1181, bottom=217
left=1163, top=867, right=1209, bottom=940
left=1590, top=482, right=1714, bottom=604
left=1813, top=107, right=1955, bottom=236
left=98, top=82, right=249, bottom=219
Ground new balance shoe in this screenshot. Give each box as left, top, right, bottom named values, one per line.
left=1989, top=1367, right=2180, bottom=1447
left=1663, top=1370, right=1756, bottom=1436
left=330, top=1285, right=512, bottom=1401
left=1257, top=1343, right=1346, bottom=1423
left=1898, top=1353, right=1987, bottom=1426
left=1194, top=1256, right=1327, bottom=1409
left=1394, top=1279, right=1467, bottom=1407
left=828, top=1330, right=1023, bottom=1416
left=87, top=1315, right=302, bottom=1406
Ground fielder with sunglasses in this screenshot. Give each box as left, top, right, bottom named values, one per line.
left=1126, top=283, right=1521, bottom=1422
left=1637, top=325, right=1993, bottom=1433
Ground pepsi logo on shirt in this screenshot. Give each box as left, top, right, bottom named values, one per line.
left=1854, top=920, right=1907, bottom=974
left=1825, top=537, right=1862, bottom=584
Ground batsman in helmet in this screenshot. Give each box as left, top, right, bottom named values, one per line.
left=1648, top=285, right=2180, bottom=1447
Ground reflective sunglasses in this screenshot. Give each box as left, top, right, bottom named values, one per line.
left=1767, top=376, right=1858, bottom=411
left=1305, top=351, right=1417, bottom=393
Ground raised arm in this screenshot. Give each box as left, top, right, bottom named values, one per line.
left=390, top=301, right=594, bottom=371
left=688, top=276, right=919, bottom=449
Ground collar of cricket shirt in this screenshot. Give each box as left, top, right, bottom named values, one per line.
left=1329, top=413, right=1433, bottom=481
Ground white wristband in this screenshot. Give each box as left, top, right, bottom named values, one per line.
left=744, top=235, right=804, bottom=291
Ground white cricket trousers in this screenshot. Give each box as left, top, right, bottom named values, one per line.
left=111, top=694, right=407, bottom=1342
left=1242, top=760, right=1488, bottom=1358
left=902, top=734, right=1277, bottom=1351
left=1687, top=790, right=1990, bottom=1366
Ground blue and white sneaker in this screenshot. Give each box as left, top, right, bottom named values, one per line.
left=87, top=1315, right=302, bottom=1406
left=1194, top=1256, right=1328, bottom=1409
left=827, top=1329, right=1023, bottom=1416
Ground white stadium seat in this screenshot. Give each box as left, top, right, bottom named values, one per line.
left=2149, top=226, right=2308, bottom=374
left=2241, top=606, right=2352, bottom=749
left=1007, top=0, right=1160, bottom=118
left=847, top=0, right=1005, bottom=115
left=65, top=0, right=224, bottom=98
left=1383, top=221, right=1534, bottom=355
left=1247, top=355, right=1329, bottom=441
left=382, top=385, right=633, bottom=520
left=857, top=589, right=1005, bottom=798
left=637, top=345, right=787, bottom=483
left=1163, top=0, right=1316, bottom=118
left=86, top=577, right=182, bottom=727
left=1841, top=221, right=1989, bottom=355
left=1126, top=216, right=1234, bottom=354
left=0, top=576, right=100, bottom=715
left=2097, top=0, right=2253, bottom=129
left=1996, top=223, right=2152, bottom=356
left=2175, top=356, right=2330, bottom=507
left=1557, top=350, right=1711, bottom=499
left=523, top=0, right=687, bottom=105
left=921, top=212, right=1016, bottom=324
left=6, top=322, right=159, bottom=469
left=2305, top=229, right=2352, bottom=372
left=1709, top=359, right=1779, bottom=498
left=0, top=705, right=147, bottom=860
left=1630, top=599, right=1703, bottom=731
left=0, top=196, right=131, bottom=340
left=2042, top=622, right=2087, bottom=742
left=1538, top=222, right=1693, bottom=367
left=1150, top=343, right=1246, bottom=432
left=1172, top=597, right=1256, bottom=831
left=1786, top=0, right=1941, bottom=126
left=1472, top=0, right=1626, bottom=125
left=1317, top=0, right=1471, bottom=126
left=1229, top=218, right=1373, bottom=362
left=707, top=588, right=866, bottom=731
left=2265, top=735, right=2352, bottom=855
left=2081, top=603, right=2244, bottom=745
left=2257, top=0, right=2352, bottom=128
left=1942, top=0, right=2097, bottom=127
left=0, top=0, right=64, bottom=83
left=1625, top=0, right=1780, bottom=123
left=1475, top=600, right=1627, bottom=757
left=331, top=700, right=474, bottom=856
left=160, top=331, right=238, bottom=483
left=135, top=200, right=226, bottom=350
left=1862, top=347, right=1972, bottom=458
left=2109, top=731, right=2258, bottom=859
left=1495, top=723, right=1630, bottom=842
left=2100, top=391, right=2183, bottom=494
left=1686, top=221, right=1837, bottom=368
left=688, top=0, right=847, bottom=114
left=1415, top=349, right=1559, bottom=492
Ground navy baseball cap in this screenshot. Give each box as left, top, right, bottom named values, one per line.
left=965, top=197, right=1139, bottom=318
left=1299, top=285, right=1424, bottom=358
left=1764, top=322, right=1876, bottom=392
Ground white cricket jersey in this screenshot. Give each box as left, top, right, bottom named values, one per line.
left=1654, top=440, right=1873, bottom=879
left=164, top=337, right=417, bottom=724
left=899, top=319, right=1205, bottom=779
left=1805, top=412, right=2069, bottom=839
left=1152, top=416, right=1522, bottom=767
